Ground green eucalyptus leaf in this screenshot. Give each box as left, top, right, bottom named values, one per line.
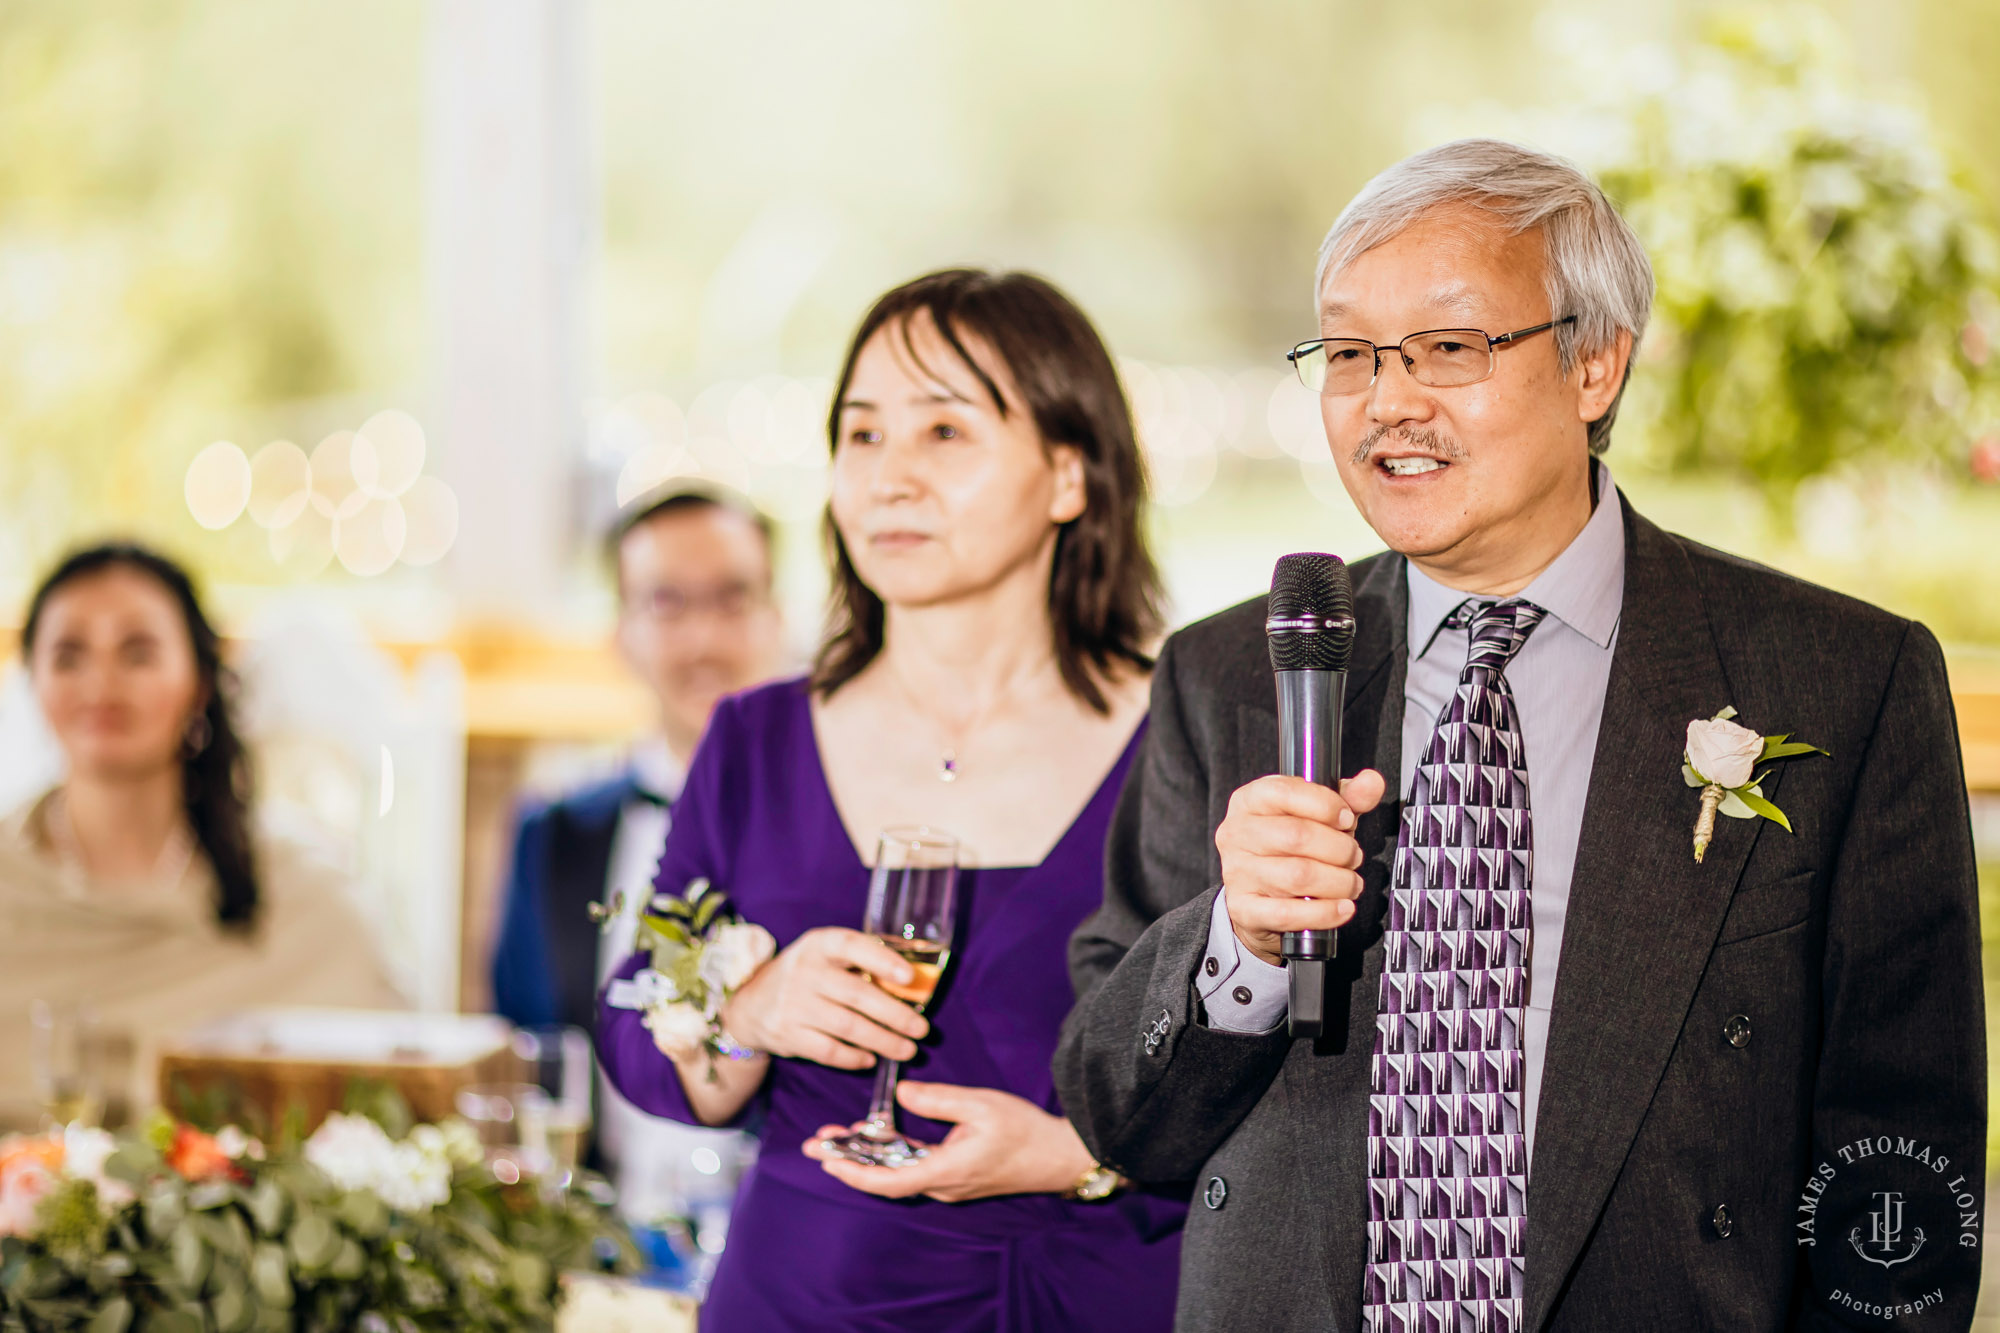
left=335, top=1190, right=389, bottom=1239
left=506, top=1249, right=550, bottom=1297
left=186, top=1181, right=235, bottom=1213
left=85, top=1296, right=133, bottom=1333
left=1761, top=740, right=1826, bottom=759
left=90, top=1251, right=136, bottom=1286
left=212, top=1277, right=252, bottom=1333
left=285, top=1212, right=340, bottom=1273
left=103, top=1146, right=159, bottom=1188
left=169, top=1225, right=210, bottom=1294
left=147, top=1308, right=207, bottom=1333
left=17, top=1256, right=66, bottom=1299
left=250, top=1241, right=294, bottom=1308
left=329, top=1238, right=366, bottom=1283
left=1732, top=786, right=1795, bottom=831
left=143, top=1185, right=186, bottom=1238
left=246, top=1180, right=289, bottom=1236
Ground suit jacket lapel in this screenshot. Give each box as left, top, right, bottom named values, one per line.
left=1522, top=500, right=1775, bottom=1330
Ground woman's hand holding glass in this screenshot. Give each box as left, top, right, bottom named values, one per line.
left=805, top=1080, right=1096, bottom=1202
left=719, top=927, right=930, bottom=1070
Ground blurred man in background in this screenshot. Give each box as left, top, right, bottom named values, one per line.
left=490, top=488, right=784, bottom=1217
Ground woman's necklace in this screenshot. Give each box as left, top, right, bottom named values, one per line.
left=47, top=788, right=198, bottom=889
left=882, top=662, right=1014, bottom=785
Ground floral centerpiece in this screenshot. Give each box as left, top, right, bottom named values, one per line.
left=0, top=1106, right=637, bottom=1333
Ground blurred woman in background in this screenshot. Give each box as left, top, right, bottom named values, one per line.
left=0, top=544, right=400, bottom=1130
left=598, top=269, right=1183, bottom=1330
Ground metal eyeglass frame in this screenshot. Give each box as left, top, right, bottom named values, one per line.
left=1286, top=314, right=1577, bottom=395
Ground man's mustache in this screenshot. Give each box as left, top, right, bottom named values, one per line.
left=1349, top=425, right=1468, bottom=467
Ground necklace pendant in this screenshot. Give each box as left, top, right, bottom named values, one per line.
left=939, top=751, right=958, bottom=783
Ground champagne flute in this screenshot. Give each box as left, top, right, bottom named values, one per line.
left=512, top=1025, right=594, bottom=1183
left=823, top=826, right=959, bottom=1168
left=32, top=1001, right=106, bottom=1129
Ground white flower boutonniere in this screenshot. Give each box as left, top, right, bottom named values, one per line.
left=1684, top=707, right=1828, bottom=862
left=602, top=877, right=776, bottom=1079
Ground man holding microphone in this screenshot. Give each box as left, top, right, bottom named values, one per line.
left=1056, top=139, right=1983, bottom=1330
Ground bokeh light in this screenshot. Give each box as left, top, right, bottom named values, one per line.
left=334, top=495, right=408, bottom=576
left=398, top=476, right=460, bottom=567
left=309, top=431, right=369, bottom=520
left=248, top=441, right=312, bottom=529
left=183, top=441, right=252, bottom=530
left=269, top=502, right=335, bottom=577
left=354, top=409, right=426, bottom=498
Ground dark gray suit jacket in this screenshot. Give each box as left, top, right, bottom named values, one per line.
left=1055, top=498, right=1985, bottom=1331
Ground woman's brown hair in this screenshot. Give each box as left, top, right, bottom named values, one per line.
left=810, top=269, right=1164, bottom=714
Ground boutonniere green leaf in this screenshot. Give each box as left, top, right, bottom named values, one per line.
left=1683, top=706, right=1828, bottom=862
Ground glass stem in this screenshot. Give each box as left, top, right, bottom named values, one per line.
left=863, top=1056, right=902, bottom=1137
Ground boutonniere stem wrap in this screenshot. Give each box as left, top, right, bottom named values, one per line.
left=602, top=877, right=776, bottom=1080
left=1684, top=707, right=1828, bottom=862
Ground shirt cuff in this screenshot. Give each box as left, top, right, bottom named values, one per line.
left=1194, top=889, right=1290, bottom=1034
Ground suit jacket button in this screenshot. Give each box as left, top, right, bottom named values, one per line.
left=1724, top=1014, right=1751, bottom=1048
left=1204, top=1176, right=1228, bottom=1210
left=1711, top=1204, right=1733, bottom=1238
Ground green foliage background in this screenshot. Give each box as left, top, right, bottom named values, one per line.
left=0, top=0, right=1997, bottom=630
left=1596, top=13, right=2000, bottom=502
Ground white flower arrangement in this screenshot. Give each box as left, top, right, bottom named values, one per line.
left=604, top=878, right=776, bottom=1078
left=302, top=1112, right=481, bottom=1215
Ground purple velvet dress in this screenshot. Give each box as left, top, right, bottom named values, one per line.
left=597, top=678, right=1184, bottom=1332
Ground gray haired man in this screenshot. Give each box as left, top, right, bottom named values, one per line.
left=1055, top=139, right=1983, bottom=1330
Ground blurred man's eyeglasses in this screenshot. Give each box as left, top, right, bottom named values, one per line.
left=630, top=583, right=764, bottom=624
left=1286, top=315, right=1577, bottom=396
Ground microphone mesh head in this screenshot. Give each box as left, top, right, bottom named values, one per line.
left=1267, top=553, right=1356, bottom=672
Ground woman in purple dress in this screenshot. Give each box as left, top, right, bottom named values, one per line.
left=598, top=269, right=1182, bottom=1330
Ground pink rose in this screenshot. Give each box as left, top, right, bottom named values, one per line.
left=1685, top=717, right=1762, bottom=789
left=0, top=1157, right=58, bottom=1238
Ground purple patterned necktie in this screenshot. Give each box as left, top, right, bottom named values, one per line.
left=1364, top=598, right=1546, bottom=1333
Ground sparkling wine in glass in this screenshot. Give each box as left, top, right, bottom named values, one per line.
left=823, top=826, right=958, bottom=1168
left=32, top=1001, right=106, bottom=1130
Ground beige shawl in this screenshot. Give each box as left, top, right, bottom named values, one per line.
left=0, top=791, right=404, bottom=1130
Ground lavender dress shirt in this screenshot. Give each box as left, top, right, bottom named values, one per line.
left=1197, top=462, right=1627, bottom=1160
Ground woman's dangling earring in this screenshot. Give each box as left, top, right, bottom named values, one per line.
left=183, top=712, right=212, bottom=756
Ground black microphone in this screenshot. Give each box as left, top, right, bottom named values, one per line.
left=1266, top=553, right=1357, bottom=1039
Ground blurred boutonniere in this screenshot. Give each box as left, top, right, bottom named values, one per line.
left=1684, top=707, right=1828, bottom=862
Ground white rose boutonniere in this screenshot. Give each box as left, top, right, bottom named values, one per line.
left=603, top=878, right=774, bottom=1080
left=1683, top=706, right=1828, bottom=862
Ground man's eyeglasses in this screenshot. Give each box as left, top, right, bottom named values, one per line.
left=1286, top=315, right=1576, bottom=396
left=628, top=583, right=764, bottom=624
